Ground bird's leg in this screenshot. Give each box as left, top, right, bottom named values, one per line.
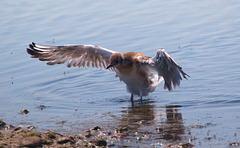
left=130, top=94, right=134, bottom=107
left=140, top=96, right=143, bottom=104
left=130, top=94, right=134, bottom=101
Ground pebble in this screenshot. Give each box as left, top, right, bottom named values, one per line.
left=20, top=109, right=29, bottom=115
left=36, top=105, right=47, bottom=110
left=102, top=131, right=112, bottom=136
left=5, top=124, right=14, bottom=130
left=189, top=136, right=197, bottom=142
left=156, top=127, right=164, bottom=132
left=136, top=137, right=142, bottom=141
left=27, top=125, right=35, bottom=131
left=205, top=137, right=212, bottom=140
left=139, top=120, right=149, bottom=125
left=115, top=127, right=128, bottom=133
left=189, top=124, right=204, bottom=129
left=56, top=120, right=67, bottom=124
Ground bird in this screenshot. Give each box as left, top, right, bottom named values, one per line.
left=27, top=42, right=189, bottom=102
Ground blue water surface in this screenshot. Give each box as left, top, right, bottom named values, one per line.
left=0, top=0, right=240, bottom=147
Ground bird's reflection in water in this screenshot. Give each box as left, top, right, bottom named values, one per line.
left=120, top=100, right=156, bottom=130
left=163, top=105, right=185, bottom=141
left=115, top=100, right=187, bottom=145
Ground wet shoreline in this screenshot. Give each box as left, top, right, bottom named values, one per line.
left=0, top=120, right=195, bottom=147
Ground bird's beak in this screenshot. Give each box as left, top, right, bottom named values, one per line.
left=106, top=64, right=113, bottom=69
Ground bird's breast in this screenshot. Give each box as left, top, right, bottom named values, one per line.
left=117, top=65, right=133, bottom=76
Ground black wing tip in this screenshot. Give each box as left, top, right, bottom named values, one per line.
left=29, top=44, right=34, bottom=49
left=184, top=74, right=190, bottom=80
left=28, top=42, right=37, bottom=49
left=26, top=42, right=41, bottom=57
left=182, top=71, right=190, bottom=80
left=27, top=42, right=36, bottom=55
left=26, top=48, right=35, bottom=55
left=29, top=42, right=37, bottom=49
left=178, top=66, right=190, bottom=80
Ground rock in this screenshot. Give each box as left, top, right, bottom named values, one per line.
left=5, top=124, right=14, bottom=130
left=102, top=131, right=112, bottom=136
left=56, top=120, right=67, bottom=124
left=179, top=143, right=194, bottom=148
left=156, top=127, right=164, bottom=132
left=136, top=137, right=142, bottom=141
left=22, top=136, right=42, bottom=147
left=139, top=120, right=149, bottom=125
left=83, top=130, right=92, bottom=138
left=188, top=124, right=204, bottom=129
left=57, top=136, right=74, bottom=144
left=36, top=105, right=47, bottom=110
left=0, top=120, right=6, bottom=126
left=91, top=126, right=101, bottom=131
left=27, top=125, right=35, bottom=131
left=205, top=137, right=212, bottom=140
left=20, top=109, right=29, bottom=114
left=229, top=142, right=240, bottom=146
left=167, top=143, right=194, bottom=148
left=0, top=120, right=6, bottom=129
left=189, top=136, right=197, bottom=142
left=41, top=131, right=59, bottom=145
left=12, top=126, right=23, bottom=133
left=46, top=131, right=57, bottom=139
left=115, top=127, right=128, bottom=133
left=90, top=138, right=107, bottom=146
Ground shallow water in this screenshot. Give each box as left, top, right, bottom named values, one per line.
left=0, top=0, right=240, bottom=147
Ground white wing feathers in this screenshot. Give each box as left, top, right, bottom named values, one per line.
left=147, top=49, right=189, bottom=91
left=27, top=42, right=117, bottom=69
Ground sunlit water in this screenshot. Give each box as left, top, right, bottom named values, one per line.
left=0, top=0, right=240, bottom=147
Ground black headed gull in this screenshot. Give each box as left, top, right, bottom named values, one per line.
left=27, top=42, right=189, bottom=101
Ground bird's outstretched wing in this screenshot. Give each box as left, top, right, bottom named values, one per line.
left=145, top=49, right=189, bottom=91
left=27, top=42, right=117, bottom=69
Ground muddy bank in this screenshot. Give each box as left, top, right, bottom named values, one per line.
left=1, top=118, right=240, bottom=147
left=1, top=103, right=240, bottom=147
left=0, top=120, right=195, bottom=147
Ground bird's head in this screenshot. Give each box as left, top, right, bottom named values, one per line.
left=107, top=53, right=123, bottom=69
